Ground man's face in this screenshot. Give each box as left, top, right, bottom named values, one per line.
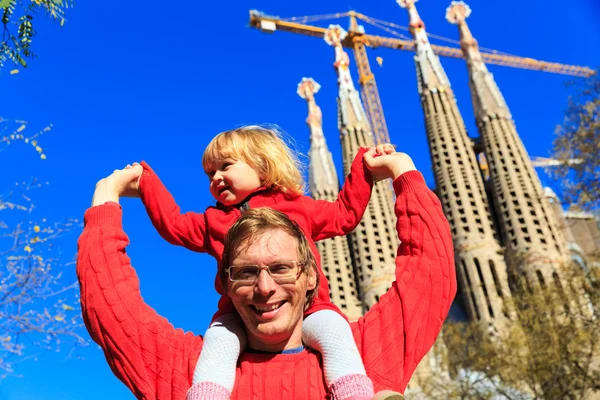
left=227, top=229, right=317, bottom=350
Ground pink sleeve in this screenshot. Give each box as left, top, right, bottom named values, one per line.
left=307, top=147, right=374, bottom=242
left=77, top=203, right=203, bottom=399
left=351, top=171, right=456, bottom=392
left=138, top=161, right=209, bottom=253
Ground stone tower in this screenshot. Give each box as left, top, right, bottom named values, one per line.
left=298, top=77, right=364, bottom=321
left=398, top=0, right=514, bottom=329
left=324, top=25, right=399, bottom=311
left=446, top=1, right=572, bottom=297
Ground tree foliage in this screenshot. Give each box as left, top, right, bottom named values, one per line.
left=551, top=70, right=600, bottom=212
left=0, top=119, right=87, bottom=379
left=1, top=0, right=73, bottom=69
left=417, top=265, right=600, bottom=400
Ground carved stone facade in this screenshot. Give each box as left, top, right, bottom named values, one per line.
left=298, top=77, right=364, bottom=321
left=323, top=25, right=400, bottom=313
left=300, top=1, right=598, bottom=396
left=447, top=2, right=577, bottom=311
left=545, top=188, right=600, bottom=265
left=401, top=0, right=513, bottom=331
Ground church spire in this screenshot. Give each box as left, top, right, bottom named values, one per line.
left=298, top=77, right=363, bottom=320
left=446, top=1, right=511, bottom=120
left=297, top=78, right=338, bottom=195
left=446, top=2, right=575, bottom=309
left=324, top=24, right=399, bottom=311
left=324, top=25, right=371, bottom=136
left=397, top=0, right=514, bottom=329
left=397, top=0, right=451, bottom=92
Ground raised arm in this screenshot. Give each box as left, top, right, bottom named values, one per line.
left=307, top=147, right=374, bottom=241
left=138, top=161, right=209, bottom=252
left=351, top=151, right=456, bottom=393
left=79, top=167, right=203, bottom=399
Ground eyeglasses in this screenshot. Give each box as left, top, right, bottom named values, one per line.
left=226, top=261, right=304, bottom=284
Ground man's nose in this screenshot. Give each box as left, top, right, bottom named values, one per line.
left=254, top=269, right=277, bottom=295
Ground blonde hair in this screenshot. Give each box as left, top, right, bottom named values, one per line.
left=202, top=125, right=305, bottom=196
left=220, top=207, right=319, bottom=309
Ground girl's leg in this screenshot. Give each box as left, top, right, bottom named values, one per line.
left=303, top=310, right=374, bottom=400
left=188, top=313, right=247, bottom=400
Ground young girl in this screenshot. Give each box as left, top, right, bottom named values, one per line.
left=136, top=126, right=381, bottom=400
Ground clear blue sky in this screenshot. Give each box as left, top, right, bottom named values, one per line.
left=0, top=0, right=598, bottom=398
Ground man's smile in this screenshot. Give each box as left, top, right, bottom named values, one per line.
left=249, top=301, right=287, bottom=319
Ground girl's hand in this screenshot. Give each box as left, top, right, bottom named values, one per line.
left=363, top=149, right=416, bottom=182
left=91, top=164, right=143, bottom=207
left=373, top=143, right=396, bottom=157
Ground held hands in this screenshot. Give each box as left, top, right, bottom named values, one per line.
left=91, top=163, right=143, bottom=207
left=363, top=144, right=417, bottom=182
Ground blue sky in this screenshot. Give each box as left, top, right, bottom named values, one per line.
left=0, top=0, right=598, bottom=398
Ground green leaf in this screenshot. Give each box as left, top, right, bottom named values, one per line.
left=16, top=52, right=26, bottom=67
left=0, top=0, right=12, bottom=9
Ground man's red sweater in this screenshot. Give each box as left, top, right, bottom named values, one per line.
left=77, top=171, right=456, bottom=400
left=137, top=148, right=373, bottom=319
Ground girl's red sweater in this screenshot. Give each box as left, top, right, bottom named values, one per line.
left=76, top=171, right=456, bottom=400
left=137, top=148, right=374, bottom=319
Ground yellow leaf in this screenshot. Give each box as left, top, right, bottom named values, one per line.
left=33, top=225, right=40, bottom=233
left=10, top=69, right=19, bottom=75
left=16, top=124, right=26, bottom=133
left=40, top=154, right=47, bottom=160
left=61, top=304, right=75, bottom=311
left=24, top=245, right=32, bottom=253
left=55, top=315, right=64, bottom=322
left=60, top=18, right=65, bottom=27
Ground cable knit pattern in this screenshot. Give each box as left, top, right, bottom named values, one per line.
left=77, top=170, right=456, bottom=399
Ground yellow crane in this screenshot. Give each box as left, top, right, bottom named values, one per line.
left=249, top=10, right=595, bottom=146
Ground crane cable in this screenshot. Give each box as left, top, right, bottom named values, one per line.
left=281, top=12, right=518, bottom=57
left=355, top=14, right=517, bottom=56
left=356, top=15, right=414, bottom=41
left=279, top=12, right=351, bottom=24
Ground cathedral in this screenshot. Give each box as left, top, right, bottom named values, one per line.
left=293, top=0, right=599, bottom=394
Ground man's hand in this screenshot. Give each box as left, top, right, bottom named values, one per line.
left=364, top=145, right=417, bottom=182
left=91, top=164, right=143, bottom=207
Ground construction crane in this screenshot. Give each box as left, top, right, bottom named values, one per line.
left=249, top=10, right=595, bottom=146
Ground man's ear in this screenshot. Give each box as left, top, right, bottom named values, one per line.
left=307, top=262, right=318, bottom=291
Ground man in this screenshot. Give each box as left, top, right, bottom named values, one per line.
left=77, top=149, right=456, bottom=399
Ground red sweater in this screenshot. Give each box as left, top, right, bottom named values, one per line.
left=77, top=171, right=456, bottom=400
left=137, top=148, right=374, bottom=318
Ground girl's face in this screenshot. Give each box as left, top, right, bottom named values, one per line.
left=207, top=158, right=262, bottom=206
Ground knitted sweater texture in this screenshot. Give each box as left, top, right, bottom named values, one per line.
left=76, top=171, right=456, bottom=400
